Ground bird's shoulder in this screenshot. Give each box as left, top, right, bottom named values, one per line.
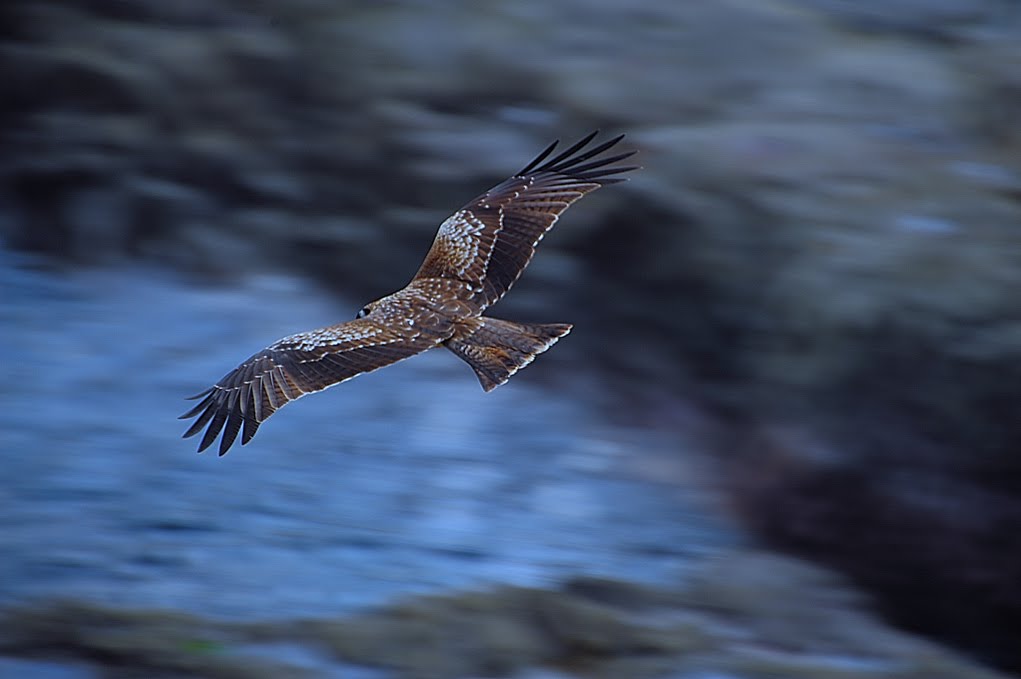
left=354, top=279, right=479, bottom=338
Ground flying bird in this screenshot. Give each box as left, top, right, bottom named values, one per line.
left=181, top=131, right=637, bottom=455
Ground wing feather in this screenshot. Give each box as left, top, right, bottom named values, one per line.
left=182, top=394, right=216, bottom=438
left=414, top=131, right=637, bottom=308
left=242, top=405, right=259, bottom=445
left=180, top=318, right=439, bottom=455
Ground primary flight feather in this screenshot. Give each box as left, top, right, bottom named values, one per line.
left=181, top=131, right=637, bottom=455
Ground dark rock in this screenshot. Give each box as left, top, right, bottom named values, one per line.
left=1, top=554, right=1010, bottom=679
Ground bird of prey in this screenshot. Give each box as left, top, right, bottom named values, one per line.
left=181, top=131, right=637, bottom=455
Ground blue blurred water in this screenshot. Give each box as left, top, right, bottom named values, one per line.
left=0, top=249, right=735, bottom=620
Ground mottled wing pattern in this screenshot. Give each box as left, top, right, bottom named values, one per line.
left=180, top=319, right=440, bottom=455
left=414, top=131, right=637, bottom=308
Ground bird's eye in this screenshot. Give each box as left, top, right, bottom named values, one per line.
left=356, top=306, right=371, bottom=319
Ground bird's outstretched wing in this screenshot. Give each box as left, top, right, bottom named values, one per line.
left=180, top=319, right=440, bottom=455
left=414, top=131, right=637, bottom=309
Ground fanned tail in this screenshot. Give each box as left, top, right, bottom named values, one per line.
left=445, top=317, right=572, bottom=392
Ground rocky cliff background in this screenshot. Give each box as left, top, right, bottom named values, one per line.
left=3, top=0, right=1021, bottom=676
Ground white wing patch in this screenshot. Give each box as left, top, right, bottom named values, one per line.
left=273, top=323, right=384, bottom=352
left=435, top=209, right=490, bottom=277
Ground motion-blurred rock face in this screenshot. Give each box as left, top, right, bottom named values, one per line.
left=0, top=553, right=1011, bottom=679
left=3, top=0, right=1021, bottom=671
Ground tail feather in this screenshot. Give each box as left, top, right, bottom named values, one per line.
left=445, top=317, right=572, bottom=392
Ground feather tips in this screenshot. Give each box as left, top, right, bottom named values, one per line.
left=180, top=319, right=440, bottom=455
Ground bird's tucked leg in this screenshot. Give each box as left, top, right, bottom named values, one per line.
left=444, top=317, right=572, bottom=392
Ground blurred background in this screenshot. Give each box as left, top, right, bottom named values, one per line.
left=2, top=1, right=1021, bottom=677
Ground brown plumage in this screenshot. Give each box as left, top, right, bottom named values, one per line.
left=181, top=131, right=637, bottom=454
